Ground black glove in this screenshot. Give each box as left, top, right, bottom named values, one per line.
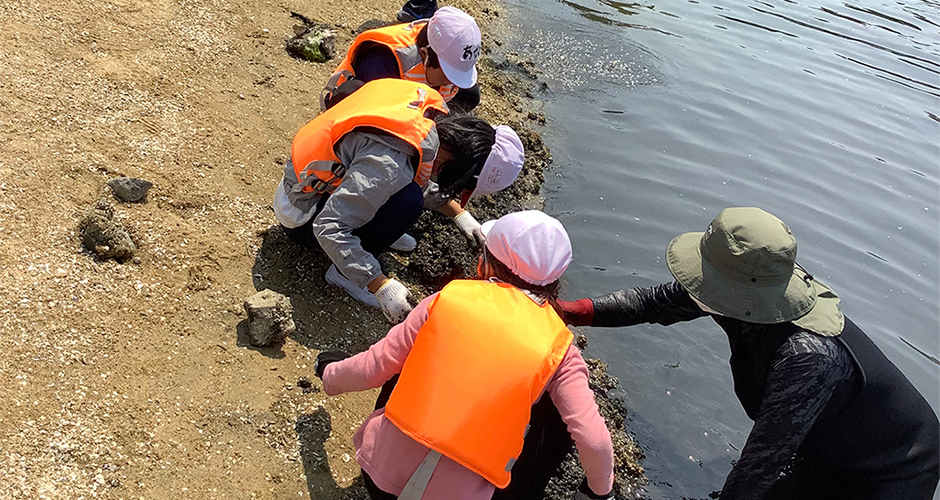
left=575, top=477, right=615, bottom=500
left=314, top=351, right=350, bottom=379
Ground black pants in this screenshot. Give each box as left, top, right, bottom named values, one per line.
left=490, top=396, right=573, bottom=500
left=364, top=377, right=573, bottom=500
left=363, top=469, right=398, bottom=500
left=282, top=181, right=424, bottom=255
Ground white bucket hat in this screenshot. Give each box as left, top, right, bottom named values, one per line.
left=481, top=210, right=572, bottom=286
left=427, top=7, right=482, bottom=89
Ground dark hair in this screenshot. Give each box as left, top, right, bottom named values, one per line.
left=416, top=24, right=429, bottom=46
left=434, top=114, right=496, bottom=196
left=483, top=247, right=565, bottom=318
left=415, top=25, right=441, bottom=69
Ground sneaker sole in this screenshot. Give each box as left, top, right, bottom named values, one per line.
left=389, top=242, right=416, bottom=252
left=396, top=10, right=416, bottom=22
left=325, top=266, right=380, bottom=308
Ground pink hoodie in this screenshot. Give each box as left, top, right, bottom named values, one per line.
left=323, top=293, right=615, bottom=499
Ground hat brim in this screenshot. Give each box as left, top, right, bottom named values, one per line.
left=467, top=176, right=486, bottom=202
left=665, top=231, right=818, bottom=324
left=439, top=57, right=477, bottom=89
left=466, top=145, right=501, bottom=202
left=467, top=179, right=492, bottom=203
left=792, top=278, right=844, bottom=336
left=480, top=219, right=496, bottom=237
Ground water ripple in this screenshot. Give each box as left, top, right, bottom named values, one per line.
left=748, top=5, right=940, bottom=69
left=558, top=0, right=680, bottom=35
left=844, top=3, right=922, bottom=31
left=835, top=53, right=940, bottom=97
left=718, top=14, right=799, bottom=36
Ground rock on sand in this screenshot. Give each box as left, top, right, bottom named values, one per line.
left=285, top=24, right=335, bottom=63
left=243, top=289, right=296, bottom=346
left=80, top=199, right=137, bottom=261
left=107, top=177, right=153, bottom=203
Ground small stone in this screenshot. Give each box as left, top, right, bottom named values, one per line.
left=80, top=199, right=136, bottom=261
left=107, top=177, right=153, bottom=203
left=575, top=334, right=588, bottom=350
left=133, top=257, right=142, bottom=265
left=243, top=289, right=295, bottom=346
left=297, top=377, right=312, bottom=389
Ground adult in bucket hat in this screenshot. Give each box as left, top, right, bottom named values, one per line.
left=559, top=207, right=939, bottom=500
left=321, top=6, right=483, bottom=112
left=313, top=211, right=616, bottom=500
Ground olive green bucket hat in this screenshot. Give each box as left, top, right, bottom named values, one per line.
left=666, top=207, right=844, bottom=336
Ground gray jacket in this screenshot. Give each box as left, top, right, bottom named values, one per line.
left=273, top=130, right=444, bottom=289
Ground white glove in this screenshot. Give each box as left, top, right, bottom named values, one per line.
left=375, top=279, right=413, bottom=324
left=453, top=210, right=485, bottom=247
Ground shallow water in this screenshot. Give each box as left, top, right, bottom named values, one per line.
left=501, top=0, right=940, bottom=497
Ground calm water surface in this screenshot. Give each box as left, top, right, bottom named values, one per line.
left=500, top=0, right=940, bottom=497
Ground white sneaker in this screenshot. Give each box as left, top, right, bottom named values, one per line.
left=325, top=264, right=379, bottom=308
left=389, top=233, right=417, bottom=252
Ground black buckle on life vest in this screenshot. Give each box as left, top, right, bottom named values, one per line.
left=331, top=163, right=347, bottom=178
left=308, top=163, right=346, bottom=194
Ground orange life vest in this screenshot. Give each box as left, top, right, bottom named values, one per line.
left=384, top=280, right=574, bottom=488
left=321, top=21, right=459, bottom=110
left=290, top=79, right=448, bottom=196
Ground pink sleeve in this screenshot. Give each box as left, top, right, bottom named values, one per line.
left=546, top=346, right=615, bottom=495
left=321, top=294, right=435, bottom=396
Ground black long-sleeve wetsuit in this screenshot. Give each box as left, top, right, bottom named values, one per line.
left=586, top=281, right=939, bottom=500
